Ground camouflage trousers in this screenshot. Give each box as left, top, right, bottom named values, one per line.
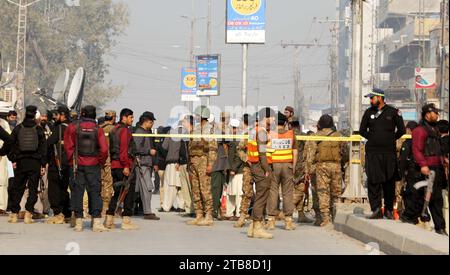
left=101, top=164, right=114, bottom=216
left=395, top=179, right=405, bottom=214
left=316, top=162, right=342, bottom=222
left=238, top=165, right=253, bottom=217
left=293, top=181, right=307, bottom=213
left=189, top=156, right=213, bottom=215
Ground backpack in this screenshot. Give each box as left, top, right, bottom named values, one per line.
left=17, top=125, right=39, bottom=152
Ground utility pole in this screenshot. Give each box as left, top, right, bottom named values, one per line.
left=7, top=0, right=42, bottom=119
left=206, top=0, right=212, bottom=107
left=342, top=0, right=367, bottom=200
left=281, top=41, right=329, bottom=126
left=316, top=18, right=341, bottom=120
left=242, top=44, right=248, bottom=110
left=181, top=0, right=205, bottom=113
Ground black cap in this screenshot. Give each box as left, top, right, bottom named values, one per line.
left=258, top=107, right=276, bottom=120
left=25, top=105, right=38, bottom=118
left=57, top=106, right=70, bottom=117
left=277, top=112, right=287, bottom=125
left=364, top=88, right=385, bottom=98
left=406, top=121, right=419, bottom=131
left=142, top=111, right=156, bottom=121
left=422, top=103, right=441, bottom=115
left=81, top=105, right=97, bottom=119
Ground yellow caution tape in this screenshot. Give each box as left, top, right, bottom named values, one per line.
left=106, top=133, right=412, bottom=142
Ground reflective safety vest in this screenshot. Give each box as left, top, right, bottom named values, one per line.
left=247, top=127, right=273, bottom=164
left=270, top=130, right=294, bottom=163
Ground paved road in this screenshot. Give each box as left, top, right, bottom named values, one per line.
left=0, top=196, right=377, bottom=255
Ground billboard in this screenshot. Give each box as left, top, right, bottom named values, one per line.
left=226, top=0, right=266, bottom=44
left=180, top=68, right=199, bottom=102
left=415, top=67, right=437, bottom=89
left=196, top=55, right=221, bottom=96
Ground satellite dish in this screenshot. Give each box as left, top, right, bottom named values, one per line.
left=52, top=69, right=70, bottom=102
left=67, top=67, right=85, bottom=112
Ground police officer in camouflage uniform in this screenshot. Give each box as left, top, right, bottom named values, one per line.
left=187, top=106, right=218, bottom=226
left=234, top=114, right=254, bottom=228
left=100, top=110, right=116, bottom=216
left=305, top=115, right=343, bottom=227
left=289, top=118, right=314, bottom=224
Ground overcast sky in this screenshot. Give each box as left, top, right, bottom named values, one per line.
left=104, top=0, right=338, bottom=126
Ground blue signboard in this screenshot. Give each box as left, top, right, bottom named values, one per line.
left=226, top=0, right=266, bottom=44
left=180, top=67, right=199, bottom=102
left=196, top=55, right=220, bottom=96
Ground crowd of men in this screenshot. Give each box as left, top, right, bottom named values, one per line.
left=0, top=87, right=448, bottom=238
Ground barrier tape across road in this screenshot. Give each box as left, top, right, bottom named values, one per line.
left=120, top=133, right=412, bottom=141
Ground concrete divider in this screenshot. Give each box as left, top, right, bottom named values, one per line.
left=334, top=203, right=449, bottom=255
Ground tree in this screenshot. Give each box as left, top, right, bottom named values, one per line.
left=0, top=0, right=129, bottom=112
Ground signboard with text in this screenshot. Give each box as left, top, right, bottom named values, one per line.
left=226, top=0, right=266, bottom=44
left=181, top=67, right=199, bottom=102
left=415, top=67, right=437, bottom=89
left=195, top=55, right=221, bottom=96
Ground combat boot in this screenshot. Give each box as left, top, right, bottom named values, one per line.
left=198, top=212, right=214, bottom=226
left=253, top=221, right=273, bottom=239
left=121, top=216, right=138, bottom=230
left=265, top=216, right=276, bottom=230
left=277, top=212, right=285, bottom=221
left=93, top=218, right=110, bottom=232
left=104, top=215, right=115, bottom=229
left=46, top=213, right=65, bottom=224
left=8, top=213, right=18, bottom=224
left=186, top=212, right=204, bottom=226
left=24, top=211, right=34, bottom=224
left=69, top=211, right=76, bottom=227
left=247, top=220, right=255, bottom=237
left=74, top=218, right=83, bottom=232
left=298, top=212, right=314, bottom=223
left=234, top=215, right=247, bottom=228
left=320, top=215, right=332, bottom=228
left=284, top=216, right=296, bottom=230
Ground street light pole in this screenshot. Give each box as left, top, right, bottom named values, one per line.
left=342, top=0, right=367, bottom=200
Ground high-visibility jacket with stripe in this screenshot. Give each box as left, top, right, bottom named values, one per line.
left=270, top=130, right=294, bottom=163
left=247, top=127, right=273, bottom=164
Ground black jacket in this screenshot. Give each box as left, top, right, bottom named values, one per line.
left=0, top=125, right=12, bottom=156
left=8, top=118, right=47, bottom=166
left=360, top=104, right=406, bottom=153
left=47, top=120, right=69, bottom=169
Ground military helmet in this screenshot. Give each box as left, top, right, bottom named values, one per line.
left=194, top=106, right=211, bottom=119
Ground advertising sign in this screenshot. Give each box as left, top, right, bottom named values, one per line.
left=196, top=55, right=221, bottom=96
left=181, top=67, right=199, bottom=102
left=226, top=0, right=266, bottom=44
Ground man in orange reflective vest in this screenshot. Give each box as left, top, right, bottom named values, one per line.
left=266, top=112, right=298, bottom=231
left=246, top=108, right=275, bottom=239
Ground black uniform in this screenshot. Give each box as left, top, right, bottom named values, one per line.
left=0, top=125, right=12, bottom=156
left=8, top=118, right=47, bottom=214
left=360, top=104, right=405, bottom=212
left=47, top=120, right=71, bottom=218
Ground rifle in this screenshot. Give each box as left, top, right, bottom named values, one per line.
left=413, top=170, right=436, bottom=220
left=115, top=160, right=137, bottom=216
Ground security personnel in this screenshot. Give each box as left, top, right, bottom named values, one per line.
left=305, top=115, right=343, bottom=227
left=234, top=114, right=254, bottom=228
left=100, top=110, right=116, bottom=216
left=7, top=106, right=47, bottom=224
left=410, top=104, right=447, bottom=235
left=187, top=106, right=217, bottom=226
left=46, top=106, right=71, bottom=224
left=105, top=108, right=139, bottom=230
left=64, top=106, right=109, bottom=232
left=266, top=112, right=297, bottom=230
left=290, top=117, right=314, bottom=223
left=246, top=108, right=275, bottom=239
left=359, top=88, right=405, bottom=220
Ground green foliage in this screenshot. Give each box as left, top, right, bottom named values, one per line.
left=0, top=0, right=129, bottom=111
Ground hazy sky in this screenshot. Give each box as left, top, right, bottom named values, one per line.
left=104, top=0, right=338, bottom=126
